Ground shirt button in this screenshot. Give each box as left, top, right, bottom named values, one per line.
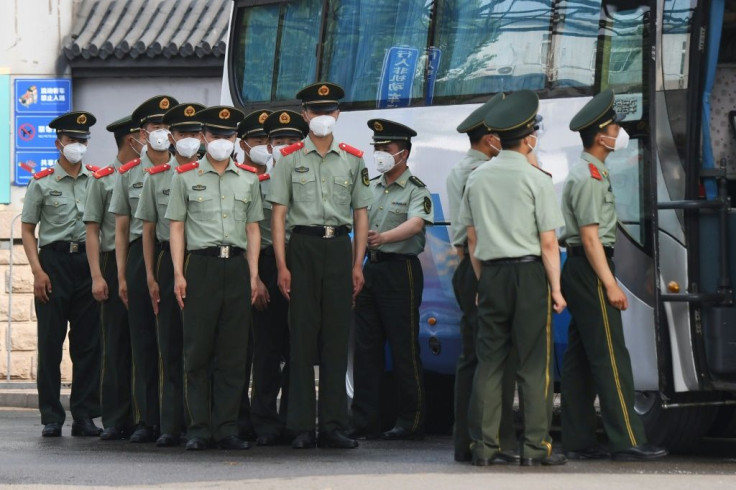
left=222, top=195, right=225, bottom=199
left=379, top=206, right=383, bottom=210
left=76, top=200, right=80, bottom=203
left=223, top=214, right=227, bottom=218
left=344, top=181, right=348, bottom=185
left=198, top=197, right=203, bottom=201
left=322, top=178, right=325, bottom=183
left=384, top=190, right=389, bottom=194
left=225, top=234, right=229, bottom=238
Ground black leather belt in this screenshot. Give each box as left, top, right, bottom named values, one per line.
left=366, top=250, right=416, bottom=263
left=483, top=255, right=541, bottom=265
left=292, top=225, right=350, bottom=238
left=159, top=241, right=170, bottom=251
left=260, top=245, right=275, bottom=257
left=41, top=241, right=85, bottom=254
left=190, top=245, right=245, bottom=259
left=566, top=246, right=614, bottom=258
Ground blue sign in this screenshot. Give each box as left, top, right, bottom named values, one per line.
left=14, top=151, right=59, bottom=186
left=15, top=115, right=59, bottom=150
left=425, top=47, right=442, bottom=106
left=377, top=46, right=419, bottom=109
left=15, top=79, right=72, bottom=114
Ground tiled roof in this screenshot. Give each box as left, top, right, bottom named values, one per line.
left=63, top=0, right=229, bottom=61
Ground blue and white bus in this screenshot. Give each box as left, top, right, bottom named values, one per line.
left=221, top=0, right=736, bottom=450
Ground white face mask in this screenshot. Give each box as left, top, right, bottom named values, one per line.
left=308, top=115, right=336, bottom=137
left=61, top=141, right=87, bottom=164
left=373, top=150, right=403, bottom=174
left=146, top=128, right=170, bottom=152
left=526, top=134, right=538, bottom=153
left=601, top=128, right=630, bottom=151
left=487, top=135, right=500, bottom=154
left=249, top=145, right=271, bottom=166
left=206, top=137, right=235, bottom=161
left=174, top=137, right=201, bottom=159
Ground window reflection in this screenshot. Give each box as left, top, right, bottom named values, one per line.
left=607, top=138, right=644, bottom=245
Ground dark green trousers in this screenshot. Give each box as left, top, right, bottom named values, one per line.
left=352, top=256, right=425, bottom=433
left=286, top=233, right=352, bottom=433
left=155, top=247, right=184, bottom=436
left=126, top=238, right=159, bottom=428
left=560, top=256, right=646, bottom=452
left=36, top=248, right=100, bottom=424
left=250, top=247, right=290, bottom=438
left=236, top=329, right=254, bottom=437
left=99, top=251, right=133, bottom=430
left=452, top=254, right=518, bottom=456
left=182, top=253, right=251, bottom=441
left=468, top=261, right=554, bottom=460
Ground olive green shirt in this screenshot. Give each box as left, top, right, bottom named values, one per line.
left=82, top=158, right=124, bottom=252
left=22, top=161, right=92, bottom=247
left=109, top=150, right=176, bottom=242
left=560, top=152, right=617, bottom=247
left=368, top=168, right=434, bottom=255
left=267, top=136, right=373, bottom=227
left=135, top=165, right=175, bottom=242
left=446, top=149, right=489, bottom=247
left=259, top=178, right=292, bottom=248
left=165, top=156, right=264, bottom=251
left=459, top=150, right=563, bottom=260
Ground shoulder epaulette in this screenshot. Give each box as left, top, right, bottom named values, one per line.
left=176, top=161, right=199, bottom=174
left=93, top=165, right=115, bottom=179
left=146, top=164, right=171, bottom=175
left=235, top=162, right=258, bottom=173
left=85, top=164, right=100, bottom=173
left=33, top=168, right=54, bottom=180
left=339, top=142, right=364, bottom=158
left=588, top=163, right=602, bottom=181
left=534, top=166, right=552, bottom=178
left=409, top=176, right=426, bottom=187
left=280, top=141, right=304, bottom=157
left=259, top=173, right=270, bottom=182
left=119, top=158, right=141, bottom=174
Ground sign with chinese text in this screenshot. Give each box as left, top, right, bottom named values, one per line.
left=377, top=46, right=419, bottom=109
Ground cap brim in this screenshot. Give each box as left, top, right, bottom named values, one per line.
left=57, top=129, right=91, bottom=140
left=204, top=125, right=237, bottom=136
left=304, top=102, right=339, bottom=112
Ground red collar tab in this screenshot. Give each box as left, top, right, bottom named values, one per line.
left=280, top=141, right=304, bottom=157
left=339, top=142, right=364, bottom=158
left=85, top=164, right=100, bottom=173
left=588, top=163, right=602, bottom=181
left=235, top=162, right=258, bottom=173
left=146, top=163, right=171, bottom=175
left=175, top=161, right=199, bottom=174
left=93, top=165, right=115, bottom=179
left=258, top=173, right=270, bottom=182
left=119, top=158, right=142, bottom=174
left=33, top=167, right=55, bottom=180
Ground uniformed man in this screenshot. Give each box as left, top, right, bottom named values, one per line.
left=447, top=93, right=520, bottom=462
left=166, top=105, right=263, bottom=451
left=21, top=111, right=101, bottom=437
left=109, top=95, right=179, bottom=443
left=248, top=109, right=308, bottom=446
left=83, top=115, right=141, bottom=440
left=134, top=102, right=204, bottom=447
left=560, top=89, right=667, bottom=461
left=349, top=119, right=433, bottom=441
left=459, top=90, right=567, bottom=466
left=269, top=82, right=372, bottom=449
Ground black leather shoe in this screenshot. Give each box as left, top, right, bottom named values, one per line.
left=499, top=449, right=521, bottom=463
left=156, top=433, right=181, bottom=447
left=345, top=427, right=381, bottom=440
left=238, top=429, right=257, bottom=442
left=71, top=418, right=102, bottom=437
left=41, top=422, right=62, bottom=437
left=130, top=426, right=155, bottom=443
left=454, top=449, right=472, bottom=462
left=218, top=435, right=251, bottom=450
left=256, top=433, right=279, bottom=446
left=380, top=426, right=424, bottom=441
left=291, top=431, right=316, bottom=449
left=565, top=445, right=611, bottom=460
left=612, top=444, right=668, bottom=461
left=317, top=430, right=359, bottom=449
left=185, top=437, right=208, bottom=451
left=100, top=426, right=127, bottom=441
left=520, top=453, right=568, bottom=466
left=471, top=453, right=510, bottom=466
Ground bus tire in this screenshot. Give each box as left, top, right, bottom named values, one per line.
left=635, top=391, right=718, bottom=452
left=707, top=405, right=736, bottom=438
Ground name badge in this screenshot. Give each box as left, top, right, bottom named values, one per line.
left=132, top=182, right=144, bottom=189
left=163, top=189, right=170, bottom=196
left=295, top=166, right=309, bottom=173
left=49, top=190, right=62, bottom=197
left=192, top=184, right=206, bottom=191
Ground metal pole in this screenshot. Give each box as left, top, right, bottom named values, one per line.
left=7, top=213, right=22, bottom=381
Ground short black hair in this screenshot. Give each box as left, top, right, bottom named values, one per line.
left=500, top=136, right=524, bottom=149
left=580, top=127, right=598, bottom=149
left=467, top=125, right=490, bottom=145
left=397, top=140, right=412, bottom=154
left=114, top=132, right=129, bottom=150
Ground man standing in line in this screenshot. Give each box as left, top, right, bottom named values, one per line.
left=269, top=82, right=372, bottom=450
left=109, top=95, right=179, bottom=443
left=135, top=102, right=204, bottom=447
left=560, top=89, right=667, bottom=461
left=83, top=115, right=141, bottom=440
left=460, top=90, right=567, bottom=466
left=21, top=111, right=101, bottom=437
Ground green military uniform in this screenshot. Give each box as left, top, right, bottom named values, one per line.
left=82, top=115, right=138, bottom=436
left=268, top=83, right=373, bottom=443
left=459, top=91, right=564, bottom=464
left=248, top=110, right=307, bottom=443
left=165, top=106, right=264, bottom=446
left=447, top=94, right=519, bottom=460
left=21, top=112, right=100, bottom=432
left=135, top=103, right=203, bottom=443
left=560, top=89, right=648, bottom=453
left=109, top=95, right=179, bottom=438
left=351, top=119, right=432, bottom=439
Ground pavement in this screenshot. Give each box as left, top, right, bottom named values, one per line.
left=0, top=382, right=69, bottom=410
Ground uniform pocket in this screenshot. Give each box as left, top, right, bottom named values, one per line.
left=333, top=176, right=351, bottom=204
left=233, top=193, right=251, bottom=221
left=385, top=207, right=407, bottom=228
left=156, top=194, right=170, bottom=219
left=188, top=195, right=215, bottom=220
left=292, top=173, right=317, bottom=202
left=43, top=196, right=71, bottom=224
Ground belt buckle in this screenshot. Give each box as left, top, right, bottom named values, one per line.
left=369, top=250, right=378, bottom=263
left=323, top=226, right=335, bottom=239
left=69, top=242, right=79, bottom=253
left=218, top=245, right=230, bottom=259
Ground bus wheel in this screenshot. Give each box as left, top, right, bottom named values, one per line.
left=707, top=405, right=736, bottom=438
left=635, top=391, right=718, bottom=452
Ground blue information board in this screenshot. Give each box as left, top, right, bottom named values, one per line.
left=425, top=47, right=442, bottom=106
left=377, top=46, right=419, bottom=109
left=13, top=78, right=71, bottom=186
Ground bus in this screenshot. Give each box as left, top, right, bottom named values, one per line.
left=221, top=0, right=736, bottom=450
